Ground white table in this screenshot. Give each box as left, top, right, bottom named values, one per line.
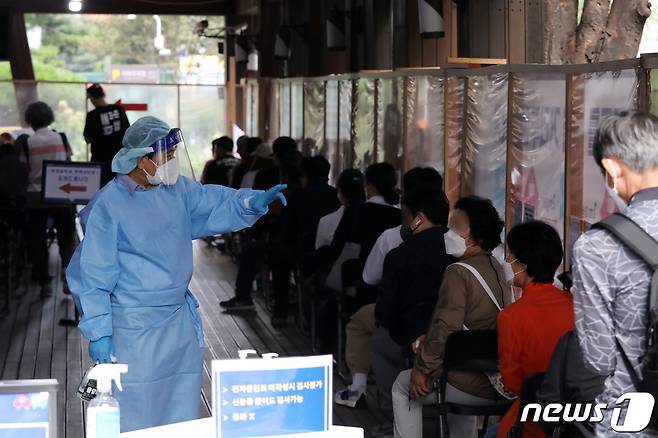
left=120, top=417, right=364, bottom=438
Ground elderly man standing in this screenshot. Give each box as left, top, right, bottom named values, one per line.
left=67, top=116, right=286, bottom=432
left=572, top=111, right=658, bottom=437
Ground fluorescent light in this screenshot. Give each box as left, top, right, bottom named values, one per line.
left=68, top=1, right=82, bottom=12
left=127, top=14, right=137, bottom=20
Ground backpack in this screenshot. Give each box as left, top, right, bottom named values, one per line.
left=593, top=212, right=658, bottom=430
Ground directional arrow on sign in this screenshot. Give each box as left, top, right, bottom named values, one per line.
left=222, top=387, right=228, bottom=393
left=223, top=400, right=228, bottom=406
left=59, top=183, right=86, bottom=194
left=115, top=99, right=149, bottom=112
left=223, top=415, right=229, bottom=422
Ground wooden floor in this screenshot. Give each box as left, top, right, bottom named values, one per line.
left=0, top=239, right=387, bottom=437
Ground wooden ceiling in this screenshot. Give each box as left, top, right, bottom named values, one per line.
left=0, top=0, right=227, bottom=15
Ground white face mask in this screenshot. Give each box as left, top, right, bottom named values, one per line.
left=503, top=261, right=515, bottom=283
left=605, top=171, right=627, bottom=211
left=145, top=156, right=180, bottom=186
left=444, top=228, right=467, bottom=257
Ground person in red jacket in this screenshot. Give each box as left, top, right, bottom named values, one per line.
left=495, top=221, right=574, bottom=438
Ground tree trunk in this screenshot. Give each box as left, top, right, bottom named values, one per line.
left=543, top=0, right=578, bottom=64
left=571, top=0, right=611, bottom=63
left=598, top=0, right=651, bottom=61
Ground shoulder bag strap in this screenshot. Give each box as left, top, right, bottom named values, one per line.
left=451, top=262, right=502, bottom=310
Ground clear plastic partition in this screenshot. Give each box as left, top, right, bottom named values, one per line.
left=280, top=81, right=291, bottom=137
left=353, top=78, right=376, bottom=172
left=179, top=85, right=226, bottom=178
left=444, top=76, right=465, bottom=206
left=303, top=81, right=325, bottom=156
left=566, top=69, right=638, bottom=264
left=38, top=82, right=88, bottom=162
left=338, top=80, right=353, bottom=171
left=404, top=75, right=444, bottom=175
left=325, top=80, right=339, bottom=180
left=462, top=73, right=508, bottom=218
left=377, top=77, right=404, bottom=167
left=291, top=81, right=304, bottom=144
left=507, top=73, right=566, bottom=243
left=268, top=81, right=280, bottom=142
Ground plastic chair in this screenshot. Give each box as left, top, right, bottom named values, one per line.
left=436, top=330, right=513, bottom=438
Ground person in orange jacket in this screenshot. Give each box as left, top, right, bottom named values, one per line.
left=495, top=221, right=575, bottom=438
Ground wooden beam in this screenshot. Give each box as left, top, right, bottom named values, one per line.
left=507, top=0, right=526, bottom=63
left=447, top=57, right=508, bottom=66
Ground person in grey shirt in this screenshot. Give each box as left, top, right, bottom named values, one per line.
left=572, top=111, right=658, bottom=437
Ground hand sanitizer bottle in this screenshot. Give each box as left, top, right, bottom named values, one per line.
left=86, top=364, right=128, bottom=438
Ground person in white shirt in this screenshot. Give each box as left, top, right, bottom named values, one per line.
left=335, top=167, right=447, bottom=421
left=18, top=102, right=76, bottom=296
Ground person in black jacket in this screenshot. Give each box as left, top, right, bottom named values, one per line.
left=369, top=187, right=454, bottom=425
left=330, top=162, right=401, bottom=307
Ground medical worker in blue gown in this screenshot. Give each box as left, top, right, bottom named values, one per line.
left=67, top=116, right=286, bottom=432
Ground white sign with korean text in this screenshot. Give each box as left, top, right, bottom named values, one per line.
left=212, top=355, right=333, bottom=438
left=42, top=161, right=102, bottom=204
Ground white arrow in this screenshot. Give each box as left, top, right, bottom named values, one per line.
left=223, top=415, right=229, bottom=422
left=223, top=400, right=228, bottom=406
left=223, top=387, right=228, bottom=393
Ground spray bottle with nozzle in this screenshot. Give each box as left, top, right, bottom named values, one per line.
left=86, top=364, right=128, bottom=438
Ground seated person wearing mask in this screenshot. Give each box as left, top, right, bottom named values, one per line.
left=362, top=167, right=446, bottom=286
left=493, top=221, right=574, bottom=438
left=392, top=196, right=509, bottom=438
left=67, top=116, right=285, bottom=432
left=365, top=188, right=453, bottom=430
left=335, top=168, right=448, bottom=413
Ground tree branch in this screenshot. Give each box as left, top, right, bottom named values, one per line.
left=572, top=0, right=611, bottom=63
left=543, top=0, right=579, bottom=64
left=598, top=0, right=651, bottom=62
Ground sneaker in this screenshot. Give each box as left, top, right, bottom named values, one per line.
left=334, top=387, right=367, bottom=409
left=271, top=316, right=288, bottom=329
left=219, top=297, right=254, bottom=311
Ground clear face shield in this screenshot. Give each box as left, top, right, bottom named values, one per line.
left=144, top=128, right=196, bottom=186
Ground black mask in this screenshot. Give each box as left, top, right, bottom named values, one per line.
left=400, top=224, right=413, bottom=242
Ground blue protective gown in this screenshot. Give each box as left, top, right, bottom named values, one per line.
left=66, top=176, right=267, bottom=432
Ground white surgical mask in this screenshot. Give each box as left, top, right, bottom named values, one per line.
left=503, top=261, right=515, bottom=283
left=444, top=229, right=467, bottom=257
left=145, top=156, right=180, bottom=186
left=605, top=171, right=627, bottom=211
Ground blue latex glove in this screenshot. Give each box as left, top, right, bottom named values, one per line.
left=252, top=184, right=288, bottom=211
left=89, top=336, right=115, bottom=364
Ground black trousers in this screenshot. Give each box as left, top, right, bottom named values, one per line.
left=27, top=204, right=75, bottom=283
left=234, top=240, right=293, bottom=318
